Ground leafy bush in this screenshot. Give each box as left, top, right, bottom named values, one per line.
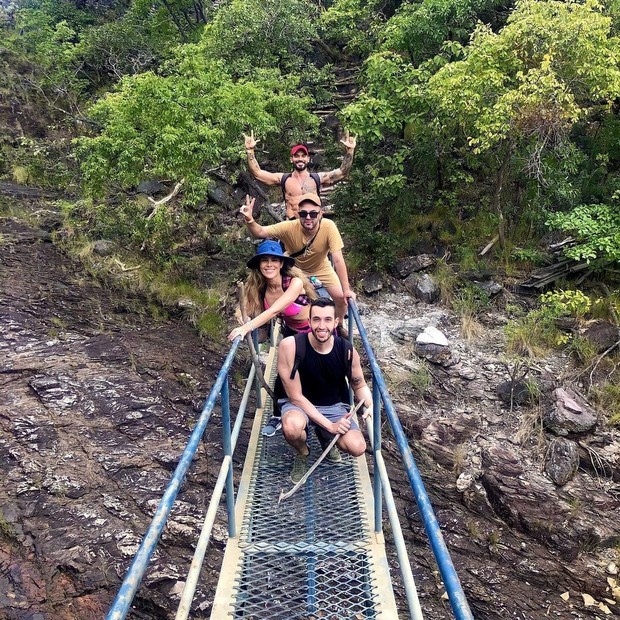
left=546, top=203, right=620, bottom=267
left=203, top=0, right=319, bottom=77
left=76, top=57, right=317, bottom=199
left=539, top=289, right=591, bottom=319
left=506, top=288, right=594, bottom=356
left=321, top=0, right=385, bottom=56
left=380, top=0, right=506, bottom=64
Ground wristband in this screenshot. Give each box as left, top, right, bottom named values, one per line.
left=245, top=218, right=254, bottom=224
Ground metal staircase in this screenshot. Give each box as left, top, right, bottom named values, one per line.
left=106, top=303, right=474, bottom=620
left=210, top=341, right=398, bottom=618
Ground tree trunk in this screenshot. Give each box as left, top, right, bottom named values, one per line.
left=161, top=0, right=189, bottom=42
left=492, top=140, right=513, bottom=249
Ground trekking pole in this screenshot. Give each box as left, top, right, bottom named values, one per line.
left=278, top=400, right=364, bottom=504
left=238, top=283, right=279, bottom=406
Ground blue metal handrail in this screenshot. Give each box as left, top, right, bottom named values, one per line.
left=106, top=339, right=242, bottom=620
left=348, top=301, right=474, bottom=620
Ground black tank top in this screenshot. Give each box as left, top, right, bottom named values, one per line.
left=297, top=335, right=350, bottom=406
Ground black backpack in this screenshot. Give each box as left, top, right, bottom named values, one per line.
left=280, top=172, right=321, bottom=200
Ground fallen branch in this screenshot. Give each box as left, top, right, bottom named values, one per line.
left=480, top=235, right=500, bottom=256
left=113, top=258, right=141, bottom=272
left=587, top=339, right=620, bottom=388
left=146, top=178, right=185, bottom=220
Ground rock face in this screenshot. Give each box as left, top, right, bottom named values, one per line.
left=496, top=378, right=537, bottom=406
left=360, top=292, right=620, bottom=619
left=581, top=320, right=620, bottom=353
left=403, top=273, right=441, bottom=303
left=3, top=217, right=620, bottom=620
left=0, top=219, right=246, bottom=619
left=361, top=272, right=383, bottom=294
left=392, top=254, right=436, bottom=278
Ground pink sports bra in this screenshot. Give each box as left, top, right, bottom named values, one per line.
left=262, top=276, right=310, bottom=331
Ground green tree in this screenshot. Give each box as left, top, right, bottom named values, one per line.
left=201, top=0, right=320, bottom=77
left=425, top=0, right=620, bottom=245
left=76, top=51, right=317, bottom=198
left=381, top=0, right=510, bottom=64
left=320, top=0, right=387, bottom=57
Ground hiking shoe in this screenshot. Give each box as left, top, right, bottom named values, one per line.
left=262, top=416, right=282, bottom=437
left=290, top=452, right=309, bottom=483
left=316, top=428, right=342, bottom=463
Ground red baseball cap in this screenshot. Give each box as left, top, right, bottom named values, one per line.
left=290, top=144, right=309, bottom=156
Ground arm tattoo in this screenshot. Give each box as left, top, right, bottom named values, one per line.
left=340, top=152, right=354, bottom=177
left=351, top=375, right=364, bottom=386
left=247, top=153, right=256, bottom=162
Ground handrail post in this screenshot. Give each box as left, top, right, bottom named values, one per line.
left=252, top=329, right=262, bottom=409
left=372, top=379, right=382, bottom=534
left=221, top=378, right=236, bottom=538
left=347, top=302, right=352, bottom=342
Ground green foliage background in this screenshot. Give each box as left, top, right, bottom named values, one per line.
left=2, top=0, right=620, bottom=272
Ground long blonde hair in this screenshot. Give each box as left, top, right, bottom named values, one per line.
left=244, top=263, right=318, bottom=317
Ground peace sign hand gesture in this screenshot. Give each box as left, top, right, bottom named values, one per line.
left=240, top=195, right=255, bottom=223
left=243, top=130, right=259, bottom=151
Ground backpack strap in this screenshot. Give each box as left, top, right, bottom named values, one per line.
left=310, top=172, right=321, bottom=194
left=290, top=332, right=307, bottom=380
left=289, top=228, right=320, bottom=258
left=280, top=172, right=292, bottom=201
left=281, top=172, right=321, bottom=201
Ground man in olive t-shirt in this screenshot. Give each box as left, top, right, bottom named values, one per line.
left=240, top=192, right=356, bottom=325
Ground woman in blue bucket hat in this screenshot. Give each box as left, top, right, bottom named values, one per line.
left=228, top=239, right=318, bottom=342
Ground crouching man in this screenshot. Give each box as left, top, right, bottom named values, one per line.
left=277, top=298, right=371, bottom=483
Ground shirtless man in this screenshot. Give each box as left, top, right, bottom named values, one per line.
left=243, top=130, right=357, bottom=219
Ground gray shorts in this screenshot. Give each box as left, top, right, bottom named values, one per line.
left=278, top=399, right=359, bottom=432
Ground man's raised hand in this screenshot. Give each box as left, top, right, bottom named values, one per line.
left=240, top=195, right=256, bottom=223
left=340, top=130, right=357, bottom=151
left=244, top=130, right=259, bottom=151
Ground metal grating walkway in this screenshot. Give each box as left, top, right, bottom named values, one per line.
left=210, top=340, right=399, bottom=619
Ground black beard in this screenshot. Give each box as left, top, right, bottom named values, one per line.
left=294, top=161, right=307, bottom=171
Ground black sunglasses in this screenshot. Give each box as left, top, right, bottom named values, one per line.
left=299, top=210, right=320, bottom=219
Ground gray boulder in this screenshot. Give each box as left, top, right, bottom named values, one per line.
left=581, top=320, right=620, bottom=353
left=392, top=254, right=436, bottom=279
left=545, top=437, right=579, bottom=485
left=404, top=273, right=440, bottom=304
left=136, top=179, right=165, bottom=195
left=543, top=387, right=597, bottom=436
left=361, top=272, right=383, bottom=295
left=92, top=240, right=116, bottom=256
